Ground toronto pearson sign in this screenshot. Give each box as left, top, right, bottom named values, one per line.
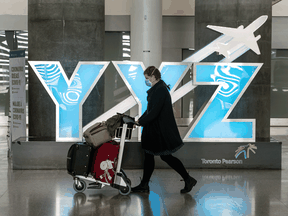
left=29, top=15, right=268, bottom=142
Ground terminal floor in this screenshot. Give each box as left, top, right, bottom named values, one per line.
left=0, top=136, right=288, bottom=216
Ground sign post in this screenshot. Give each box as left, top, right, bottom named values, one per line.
left=9, top=50, right=26, bottom=144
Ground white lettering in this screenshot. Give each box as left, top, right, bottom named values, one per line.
left=222, top=159, right=243, bottom=164
left=201, top=158, right=222, bottom=164
left=201, top=158, right=243, bottom=165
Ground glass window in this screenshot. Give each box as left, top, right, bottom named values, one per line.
left=103, top=32, right=131, bottom=113
left=271, top=49, right=288, bottom=118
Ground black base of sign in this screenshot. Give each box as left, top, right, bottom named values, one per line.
left=12, top=138, right=282, bottom=170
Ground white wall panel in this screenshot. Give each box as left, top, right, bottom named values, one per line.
left=163, top=0, right=195, bottom=16
left=0, top=0, right=27, bottom=30
left=272, top=0, right=288, bottom=16
left=272, top=17, right=288, bottom=49
left=105, top=0, right=195, bottom=16
left=0, top=0, right=27, bottom=15
left=105, top=0, right=132, bottom=15
left=0, top=15, right=27, bottom=30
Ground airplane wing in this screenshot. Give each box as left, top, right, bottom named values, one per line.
left=241, top=34, right=261, bottom=55
left=207, top=25, right=244, bottom=37
left=207, top=25, right=261, bottom=55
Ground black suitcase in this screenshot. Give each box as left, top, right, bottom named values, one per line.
left=67, top=143, right=94, bottom=177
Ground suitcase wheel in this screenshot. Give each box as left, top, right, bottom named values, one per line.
left=73, top=179, right=86, bottom=193
left=119, top=183, right=131, bottom=196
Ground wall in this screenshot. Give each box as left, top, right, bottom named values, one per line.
left=105, top=0, right=131, bottom=15
left=105, top=0, right=195, bottom=16
left=162, top=16, right=194, bottom=62
left=5, top=0, right=287, bottom=17
left=1, top=1, right=288, bottom=50
left=0, top=0, right=27, bottom=30
left=272, top=0, right=288, bottom=16
left=0, top=0, right=27, bottom=15
left=272, top=17, right=288, bottom=48
left=103, top=15, right=195, bottom=64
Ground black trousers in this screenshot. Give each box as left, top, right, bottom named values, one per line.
left=142, top=152, right=189, bottom=183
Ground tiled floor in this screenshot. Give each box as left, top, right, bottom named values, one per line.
left=0, top=136, right=288, bottom=216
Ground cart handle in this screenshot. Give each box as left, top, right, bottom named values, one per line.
left=117, top=113, right=140, bottom=126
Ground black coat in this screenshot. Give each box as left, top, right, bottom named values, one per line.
left=138, top=80, right=184, bottom=155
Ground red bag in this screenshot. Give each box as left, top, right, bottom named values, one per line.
left=91, top=140, right=120, bottom=184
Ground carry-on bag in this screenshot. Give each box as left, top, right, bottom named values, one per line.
left=115, top=113, right=135, bottom=139
left=83, top=122, right=112, bottom=148
left=67, top=143, right=94, bottom=177
left=91, top=140, right=120, bottom=184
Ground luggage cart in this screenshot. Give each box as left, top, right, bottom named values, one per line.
left=69, top=115, right=137, bottom=196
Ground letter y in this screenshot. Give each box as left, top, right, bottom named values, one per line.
left=29, top=61, right=109, bottom=141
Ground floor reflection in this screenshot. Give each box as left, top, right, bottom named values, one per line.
left=1, top=135, right=288, bottom=216
left=194, top=182, right=251, bottom=215
left=71, top=192, right=133, bottom=216
left=68, top=186, right=196, bottom=216
left=67, top=176, right=259, bottom=216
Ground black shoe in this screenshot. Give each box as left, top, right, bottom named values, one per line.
left=131, top=181, right=149, bottom=193
left=181, top=176, right=197, bottom=194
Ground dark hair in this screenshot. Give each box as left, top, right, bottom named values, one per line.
left=144, top=66, right=161, bottom=80
left=144, top=66, right=170, bottom=90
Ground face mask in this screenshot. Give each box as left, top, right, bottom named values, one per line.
left=145, top=68, right=156, bottom=87
left=145, top=78, right=152, bottom=87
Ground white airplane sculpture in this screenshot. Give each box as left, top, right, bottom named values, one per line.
left=207, top=15, right=268, bottom=59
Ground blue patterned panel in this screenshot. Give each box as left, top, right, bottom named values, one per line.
left=117, top=63, right=189, bottom=116
left=190, top=64, right=259, bottom=139
left=33, top=63, right=104, bottom=139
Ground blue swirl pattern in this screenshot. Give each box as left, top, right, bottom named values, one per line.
left=190, top=64, right=257, bottom=139
left=211, top=65, right=242, bottom=98
left=35, top=64, right=82, bottom=108
left=33, top=63, right=104, bottom=138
